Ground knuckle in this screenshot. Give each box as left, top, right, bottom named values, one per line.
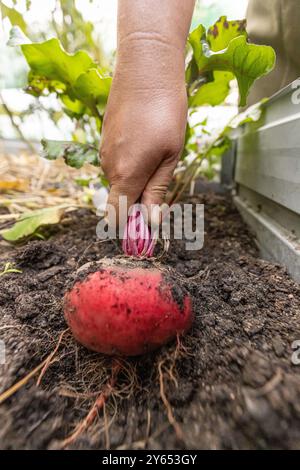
left=160, top=138, right=184, bottom=160
left=113, top=160, right=129, bottom=180
left=168, top=139, right=184, bottom=158
left=151, top=123, right=185, bottom=157
left=110, top=164, right=133, bottom=188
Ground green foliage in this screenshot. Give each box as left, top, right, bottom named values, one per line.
left=41, top=139, right=99, bottom=169
left=188, top=17, right=247, bottom=107
left=73, top=69, right=112, bottom=115
left=52, top=0, right=106, bottom=64
left=1, top=206, right=68, bottom=242
left=207, top=16, right=247, bottom=51
left=202, top=36, right=275, bottom=107
left=22, top=39, right=96, bottom=85
left=187, top=16, right=276, bottom=107
left=189, top=71, right=232, bottom=107
left=8, top=27, right=112, bottom=122
left=74, top=177, right=94, bottom=188
left=0, top=262, right=22, bottom=276
left=11, top=15, right=275, bottom=149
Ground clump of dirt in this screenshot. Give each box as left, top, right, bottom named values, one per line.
left=0, top=192, right=300, bottom=450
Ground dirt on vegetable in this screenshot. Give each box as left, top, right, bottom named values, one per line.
left=64, top=257, right=193, bottom=356
left=0, top=191, right=300, bottom=450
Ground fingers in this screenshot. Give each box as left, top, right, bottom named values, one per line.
left=105, top=155, right=177, bottom=229
left=106, top=182, right=144, bottom=229
left=141, top=155, right=179, bottom=226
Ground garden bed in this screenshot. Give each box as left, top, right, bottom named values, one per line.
left=0, top=191, right=300, bottom=450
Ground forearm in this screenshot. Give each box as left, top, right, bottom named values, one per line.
left=115, top=0, right=195, bottom=93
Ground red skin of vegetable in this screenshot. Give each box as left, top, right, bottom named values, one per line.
left=64, top=264, right=193, bottom=356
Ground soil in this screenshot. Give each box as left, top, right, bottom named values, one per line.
left=0, top=191, right=300, bottom=450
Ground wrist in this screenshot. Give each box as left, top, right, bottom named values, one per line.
left=115, top=33, right=186, bottom=93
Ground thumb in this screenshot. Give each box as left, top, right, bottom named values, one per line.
left=141, top=158, right=178, bottom=226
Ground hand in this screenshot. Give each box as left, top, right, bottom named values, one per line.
left=100, top=64, right=187, bottom=224
left=99, top=0, right=196, bottom=225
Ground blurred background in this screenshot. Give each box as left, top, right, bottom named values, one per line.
left=0, top=0, right=248, bottom=144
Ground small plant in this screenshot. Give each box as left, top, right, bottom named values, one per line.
left=1, top=205, right=69, bottom=242
left=0, top=262, right=22, bottom=276
left=4, top=16, right=275, bottom=242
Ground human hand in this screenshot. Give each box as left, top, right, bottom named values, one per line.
left=100, top=0, right=196, bottom=225
left=100, top=41, right=187, bottom=225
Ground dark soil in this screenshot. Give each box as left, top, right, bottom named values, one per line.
left=0, top=192, right=300, bottom=450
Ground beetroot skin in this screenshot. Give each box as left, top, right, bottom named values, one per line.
left=64, top=259, right=193, bottom=356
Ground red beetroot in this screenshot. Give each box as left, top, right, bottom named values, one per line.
left=64, top=259, right=193, bottom=356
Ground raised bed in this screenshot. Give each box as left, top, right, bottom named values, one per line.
left=222, top=83, right=300, bottom=282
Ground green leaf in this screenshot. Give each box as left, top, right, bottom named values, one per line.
left=207, top=16, right=247, bottom=51
left=73, top=69, right=112, bottom=112
left=41, top=139, right=99, bottom=169
left=0, top=262, right=22, bottom=276
left=21, top=38, right=96, bottom=85
left=1, top=206, right=68, bottom=242
left=25, top=71, right=66, bottom=96
left=190, top=16, right=247, bottom=107
left=75, top=177, right=93, bottom=188
left=1, top=4, right=27, bottom=34
left=60, top=94, right=86, bottom=117
left=185, top=55, right=199, bottom=88
left=203, top=36, right=275, bottom=106
left=11, top=31, right=111, bottom=120
left=188, top=17, right=247, bottom=70
left=189, top=71, right=232, bottom=107
left=188, top=24, right=207, bottom=70
left=187, top=17, right=276, bottom=107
